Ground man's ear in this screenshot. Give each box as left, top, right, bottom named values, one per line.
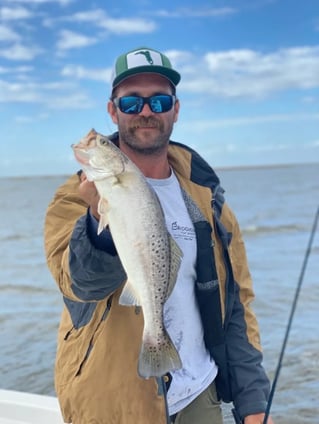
left=107, top=100, right=118, bottom=124
left=174, top=98, right=180, bottom=123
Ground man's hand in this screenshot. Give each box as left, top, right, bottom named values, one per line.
left=78, top=172, right=100, bottom=220
left=245, top=413, right=274, bottom=424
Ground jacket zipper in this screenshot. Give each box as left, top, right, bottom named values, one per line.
left=75, top=296, right=113, bottom=377
left=64, top=326, right=74, bottom=340
left=211, top=192, right=229, bottom=328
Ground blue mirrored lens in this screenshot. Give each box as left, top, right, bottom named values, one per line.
left=119, top=97, right=143, bottom=113
left=150, top=96, right=167, bottom=113
left=117, top=95, right=174, bottom=114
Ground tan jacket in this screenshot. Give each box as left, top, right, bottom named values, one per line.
left=44, top=139, right=268, bottom=424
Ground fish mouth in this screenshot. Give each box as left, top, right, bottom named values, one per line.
left=72, top=145, right=90, bottom=165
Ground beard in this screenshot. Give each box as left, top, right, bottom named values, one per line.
left=118, top=116, right=174, bottom=156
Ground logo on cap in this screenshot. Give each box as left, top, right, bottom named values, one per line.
left=134, top=50, right=154, bottom=65
left=126, top=49, right=163, bottom=68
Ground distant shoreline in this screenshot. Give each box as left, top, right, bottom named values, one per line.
left=214, top=161, right=319, bottom=172
left=1, top=161, right=318, bottom=179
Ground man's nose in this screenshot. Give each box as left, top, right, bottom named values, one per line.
left=139, top=102, right=154, bottom=116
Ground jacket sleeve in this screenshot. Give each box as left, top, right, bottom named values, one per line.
left=44, top=173, right=126, bottom=302
left=221, top=204, right=271, bottom=419
left=68, top=212, right=126, bottom=301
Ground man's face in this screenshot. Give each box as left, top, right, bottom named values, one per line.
left=108, top=73, right=180, bottom=156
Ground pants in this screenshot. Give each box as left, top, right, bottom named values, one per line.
left=170, top=382, right=223, bottom=424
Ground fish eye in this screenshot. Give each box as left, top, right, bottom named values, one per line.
left=99, top=137, right=108, bottom=145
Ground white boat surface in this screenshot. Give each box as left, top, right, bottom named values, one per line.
left=0, top=389, right=64, bottom=424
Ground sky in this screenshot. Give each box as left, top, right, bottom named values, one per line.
left=1, top=0, right=319, bottom=177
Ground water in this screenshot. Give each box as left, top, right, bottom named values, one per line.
left=0, top=163, right=318, bottom=423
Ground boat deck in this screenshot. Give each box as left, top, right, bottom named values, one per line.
left=0, top=390, right=64, bottom=424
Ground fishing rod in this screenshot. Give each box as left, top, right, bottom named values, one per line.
left=262, top=205, right=319, bottom=424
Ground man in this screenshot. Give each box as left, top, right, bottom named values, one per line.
left=45, top=46, right=274, bottom=424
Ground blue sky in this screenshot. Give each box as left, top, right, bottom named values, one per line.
left=1, top=0, right=319, bottom=177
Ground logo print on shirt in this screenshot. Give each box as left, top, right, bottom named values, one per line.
left=171, top=221, right=195, bottom=241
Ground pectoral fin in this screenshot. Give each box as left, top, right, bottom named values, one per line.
left=119, top=280, right=141, bottom=307
left=97, top=198, right=109, bottom=234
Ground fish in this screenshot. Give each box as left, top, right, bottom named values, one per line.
left=72, top=129, right=183, bottom=379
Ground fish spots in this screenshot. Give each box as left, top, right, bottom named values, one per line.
left=150, top=233, right=169, bottom=282
left=151, top=235, right=167, bottom=257
left=148, top=345, right=158, bottom=354
left=154, top=289, right=164, bottom=301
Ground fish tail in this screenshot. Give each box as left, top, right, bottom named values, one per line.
left=138, top=330, right=182, bottom=379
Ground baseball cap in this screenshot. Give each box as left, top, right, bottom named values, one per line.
left=111, top=46, right=181, bottom=88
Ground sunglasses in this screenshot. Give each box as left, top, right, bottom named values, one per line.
left=113, top=94, right=176, bottom=114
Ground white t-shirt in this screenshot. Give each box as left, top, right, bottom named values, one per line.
left=147, top=171, right=218, bottom=415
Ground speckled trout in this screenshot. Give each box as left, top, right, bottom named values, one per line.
left=72, top=129, right=183, bottom=378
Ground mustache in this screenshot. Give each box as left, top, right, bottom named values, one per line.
left=131, top=117, right=162, bottom=129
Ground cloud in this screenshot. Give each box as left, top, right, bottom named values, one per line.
left=165, top=49, right=193, bottom=64
left=150, top=7, right=236, bottom=18
left=56, top=29, right=98, bottom=51
left=0, top=77, right=94, bottom=109
left=61, top=64, right=112, bottom=82
left=43, top=11, right=157, bottom=56
left=0, top=24, right=21, bottom=41
left=0, top=6, right=33, bottom=20
left=0, top=43, right=43, bottom=60
left=14, top=112, right=49, bottom=123
left=44, top=8, right=157, bottom=34
left=97, top=17, right=156, bottom=34
left=4, top=0, right=72, bottom=5
left=178, top=46, right=319, bottom=98
left=0, top=65, right=33, bottom=74
left=48, top=92, right=95, bottom=109
left=43, top=8, right=105, bottom=26
left=0, top=79, right=43, bottom=103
